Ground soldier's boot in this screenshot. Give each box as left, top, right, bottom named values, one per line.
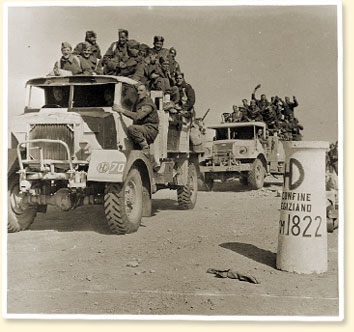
left=139, top=140, right=150, bottom=157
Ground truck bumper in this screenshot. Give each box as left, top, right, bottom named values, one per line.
left=200, top=164, right=251, bottom=173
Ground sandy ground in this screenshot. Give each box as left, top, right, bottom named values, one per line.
left=6, top=178, right=339, bottom=317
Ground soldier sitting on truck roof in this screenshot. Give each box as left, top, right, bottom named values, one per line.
left=112, top=84, right=159, bottom=155
left=102, top=29, right=129, bottom=75
left=76, top=42, right=101, bottom=75
left=148, top=35, right=169, bottom=60
left=251, top=84, right=270, bottom=112
left=118, top=39, right=142, bottom=77
left=51, top=42, right=83, bottom=76
left=231, top=105, right=244, bottom=122
left=283, top=96, right=299, bottom=119
left=247, top=100, right=263, bottom=122
left=239, top=99, right=251, bottom=121
left=73, top=30, right=102, bottom=70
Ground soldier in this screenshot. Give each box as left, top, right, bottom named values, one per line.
left=73, top=30, right=102, bottom=68
left=239, top=99, right=251, bottom=121
left=139, top=43, right=150, bottom=58
left=283, top=96, right=298, bottom=119
left=77, top=42, right=100, bottom=75
left=247, top=100, right=263, bottom=122
left=52, top=42, right=83, bottom=76
left=119, top=39, right=141, bottom=77
left=168, top=47, right=181, bottom=85
left=327, top=141, right=338, bottom=175
left=147, top=53, right=165, bottom=90
left=112, top=84, right=159, bottom=155
left=231, top=105, right=243, bottom=122
left=175, top=73, right=196, bottom=119
left=251, top=84, right=269, bottom=111
left=290, top=116, right=304, bottom=141
left=262, top=105, right=278, bottom=128
left=256, top=128, right=268, bottom=146
left=148, top=35, right=169, bottom=60
left=102, top=29, right=129, bottom=75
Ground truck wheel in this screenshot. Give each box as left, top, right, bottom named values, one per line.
left=248, top=159, right=265, bottom=189
left=178, top=163, right=198, bottom=209
left=104, top=167, right=143, bottom=234
left=8, top=175, right=37, bottom=232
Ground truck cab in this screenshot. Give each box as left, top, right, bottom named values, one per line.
left=200, top=121, right=285, bottom=190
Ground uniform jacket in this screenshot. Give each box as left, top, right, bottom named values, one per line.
left=133, top=96, right=159, bottom=129
left=103, top=41, right=129, bottom=64
left=178, top=81, right=195, bottom=112
left=77, top=56, right=97, bottom=75
left=55, top=55, right=82, bottom=75
left=73, top=42, right=102, bottom=64
left=148, top=47, right=169, bottom=60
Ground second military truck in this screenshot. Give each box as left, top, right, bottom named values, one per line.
left=199, top=122, right=285, bottom=190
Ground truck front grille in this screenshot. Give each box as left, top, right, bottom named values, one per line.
left=29, top=124, right=74, bottom=161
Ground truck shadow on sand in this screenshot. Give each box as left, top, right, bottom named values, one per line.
left=30, top=206, right=114, bottom=235
left=151, top=199, right=182, bottom=214
left=220, top=242, right=276, bottom=268
left=204, top=179, right=282, bottom=193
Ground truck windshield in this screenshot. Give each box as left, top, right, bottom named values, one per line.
left=215, top=128, right=228, bottom=140
left=27, top=86, right=70, bottom=109
left=73, top=83, right=115, bottom=107
left=230, top=126, right=255, bottom=140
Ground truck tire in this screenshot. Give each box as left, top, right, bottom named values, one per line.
left=104, top=167, right=143, bottom=234
left=8, top=175, right=37, bottom=232
left=177, top=163, right=198, bottom=209
left=248, top=158, right=265, bottom=189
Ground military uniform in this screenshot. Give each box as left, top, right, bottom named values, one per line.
left=54, top=54, right=82, bottom=75
left=283, top=97, right=298, bottom=119
left=127, top=96, right=159, bottom=148
left=231, top=106, right=243, bottom=122
left=77, top=55, right=97, bottom=75
left=102, top=29, right=129, bottom=75
left=148, top=35, right=169, bottom=60
left=73, top=31, right=102, bottom=66
left=177, top=81, right=196, bottom=117
left=247, top=103, right=263, bottom=122
left=168, top=47, right=181, bottom=85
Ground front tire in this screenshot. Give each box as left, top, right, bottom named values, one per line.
left=177, top=163, right=198, bottom=209
left=104, top=168, right=143, bottom=234
left=8, top=175, right=37, bottom=232
left=248, top=158, right=265, bottom=189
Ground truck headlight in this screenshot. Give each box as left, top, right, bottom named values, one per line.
left=78, top=141, right=91, bottom=160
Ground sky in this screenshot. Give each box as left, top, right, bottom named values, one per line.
left=6, top=2, right=339, bottom=142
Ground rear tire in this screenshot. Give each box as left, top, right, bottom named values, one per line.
left=104, top=167, right=143, bottom=234
left=248, top=158, right=265, bottom=189
left=8, top=175, right=37, bottom=232
left=177, top=163, right=198, bottom=209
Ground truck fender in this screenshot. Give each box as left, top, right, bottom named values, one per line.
left=87, top=149, right=127, bottom=182
left=257, top=153, right=268, bottom=173
left=123, top=150, right=155, bottom=193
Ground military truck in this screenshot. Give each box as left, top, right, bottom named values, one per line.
left=199, top=121, right=285, bottom=190
left=8, top=75, right=204, bottom=234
